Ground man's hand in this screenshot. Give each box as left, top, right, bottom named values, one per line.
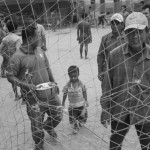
left=28, top=84, right=36, bottom=91
left=101, top=110, right=110, bottom=128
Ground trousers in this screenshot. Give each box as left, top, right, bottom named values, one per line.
left=110, top=115, right=150, bottom=150
left=26, top=95, right=62, bottom=147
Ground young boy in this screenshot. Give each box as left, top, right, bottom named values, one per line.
left=62, top=66, right=89, bottom=134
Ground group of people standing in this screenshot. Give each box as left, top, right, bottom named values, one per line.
left=0, top=14, right=61, bottom=150
left=0, top=12, right=90, bottom=150
left=97, top=3, right=150, bottom=150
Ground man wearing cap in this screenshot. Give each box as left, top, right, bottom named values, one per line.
left=100, top=12, right=150, bottom=150
left=97, top=13, right=126, bottom=82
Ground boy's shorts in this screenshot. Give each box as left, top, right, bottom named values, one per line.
left=68, top=106, right=88, bottom=124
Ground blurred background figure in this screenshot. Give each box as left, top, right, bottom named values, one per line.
left=28, top=15, right=47, bottom=51
left=120, top=5, right=129, bottom=22
left=72, top=12, right=78, bottom=25
left=140, top=0, right=145, bottom=8
left=98, top=12, right=108, bottom=28
left=77, top=13, right=92, bottom=59
left=3, top=17, right=11, bottom=33
left=142, top=4, right=150, bottom=44
left=0, top=21, right=21, bottom=101
left=142, top=4, right=150, bottom=28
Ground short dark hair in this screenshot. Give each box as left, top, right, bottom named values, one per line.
left=142, top=4, right=150, bottom=11
left=68, top=66, right=79, bottom=76
left=6, top=21, right=18, bottom=32
left=22, top=26, right=36, bottom=42
left=82, top=13, right=88, bottom=19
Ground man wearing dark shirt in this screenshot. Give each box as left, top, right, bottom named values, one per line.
left=101, top=12, right=150, bottom=150
left=97, top=13, right=126, bottom=81
left=77, top=13, right=92, bottom=59
left=6, top=26, right=62, bottom=150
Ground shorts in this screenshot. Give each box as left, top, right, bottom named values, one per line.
left=68, top=106, right=88, bottom=124
left=79, top=33, right=91, bottom=45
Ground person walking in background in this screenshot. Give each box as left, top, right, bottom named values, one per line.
left=77, top=13, right=92, bottom=59
left=142, top=4, right=150, bottom=28
left=120, top=5, right=129, bottom=21
left=28, top=15, right=47, bottom=51
left=62, top=66, right=89, bottom=134
left=142, top=4, right=150, bottom=44
left=51, top=10, right=57, bottom=32
left=98, top=12, right=108, bottom=28
left=97, top=13, right=126, bottom=82
left=72, top=11, right=78, bottom=25
left=0, top=21, right=21, bottom=101
left=100, top=12, right=150, bottom=150
left=6, top=26, right=62, bottom=150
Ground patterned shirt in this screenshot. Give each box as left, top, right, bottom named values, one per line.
left=62, top=80, right=86, bottom=108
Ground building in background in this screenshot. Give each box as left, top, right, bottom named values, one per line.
left=0, top=0, right=72, bottom=26
left=0, top=0, right=146, bottom=27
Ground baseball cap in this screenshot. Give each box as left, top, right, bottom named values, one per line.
left=124, top=12, right=148, bottom=31
left=111, top=13, right=124, bottom=22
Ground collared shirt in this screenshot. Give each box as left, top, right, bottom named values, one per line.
left=101, top=43, right=150, bottom=124
left=97, top=32, right=126, bottom=74
left=62, top=80, right=86, bottom=108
